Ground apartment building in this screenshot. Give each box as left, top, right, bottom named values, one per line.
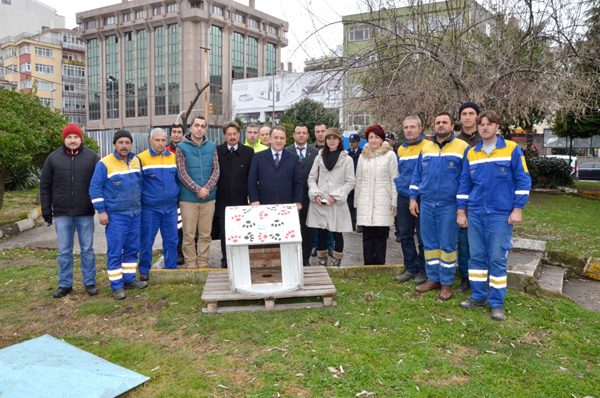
left=0, top=0, right=65, bottom=39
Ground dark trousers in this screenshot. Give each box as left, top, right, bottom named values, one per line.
left=458, top=227, right=470, bottom=279
left=362, top=226, right=389, bottom=265
left=299, top=207, right=313, bottom=266
left=317, top=229, right=343, bottom=252
left=218, top=216, right=227, bottom=267
left=396, top=196, right=425, bottom=274
left=347, top=190, right=357, bottom=231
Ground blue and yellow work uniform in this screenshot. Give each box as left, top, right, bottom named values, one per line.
left=409, top=135, right=469, bottom=286
left=89, top=151, right=142, bottom=290
left=137, top=147, right=180, bottom=275
left=394, top=136, right=428, bottom=275
left=457, top=136, right=531, bottom=307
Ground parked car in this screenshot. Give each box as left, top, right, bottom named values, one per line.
left=546, top=155, right=578, bottom=180
left=577, top=163, right=600, bottom=180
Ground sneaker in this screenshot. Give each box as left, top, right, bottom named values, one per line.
left=491, top=306, right=506, bottom=321
left=460, top=297, right=488, bottom=309
left=113, top=288, right=126, bottom=300
left=124, top=280, right=148, bottom=290
left=52, top=286, right=73, bottom=298
left=455, top=278, right=471, bottom=294
left=415, top=280, right=441, bottom=293
left=85, top=284, right=99, bottom=296
left=139, top=273, right=149, bottom=282
left=311, top=248, right=317, bottom=257
left=413, top=271, right=427, bottom=285
left=395, top=271, right=417, bottom=282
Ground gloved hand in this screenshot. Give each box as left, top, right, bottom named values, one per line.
left=43, top=214, right=52, bottom=226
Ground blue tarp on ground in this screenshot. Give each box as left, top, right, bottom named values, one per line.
left=0, top=334, right=149, bottom=398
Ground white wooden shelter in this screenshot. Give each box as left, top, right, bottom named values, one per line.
left=225, top=204, right=303, bottom=295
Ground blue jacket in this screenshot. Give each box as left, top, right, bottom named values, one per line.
left=346, top=146, right=362, bottom=173
left=177, top=134, right=217, bottom=203
left=394, top=135, right=427, bottom=198
left=89, top=151, right=142, bottom=215
left=248, top=148, right=303, bottom=204
left=137, top=147, right=179, bottom=213
left=457, top=136, right=531, bottom=215
left=409, top=135, right=469, bottom=204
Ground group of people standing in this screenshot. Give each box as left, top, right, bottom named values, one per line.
left=40, top=101, right=530, bottom=320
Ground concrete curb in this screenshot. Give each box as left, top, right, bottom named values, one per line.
left=0, top=208, right=43, bottom=240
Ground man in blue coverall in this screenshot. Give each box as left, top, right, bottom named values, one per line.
left=457, top=110, right=531, bottom=321
left=89, top=130, right=147, bottom=300
left=137, top=128, right=180, bottom=281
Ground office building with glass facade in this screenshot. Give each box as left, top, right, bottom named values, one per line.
left=77, top=0, right=288, bottom=132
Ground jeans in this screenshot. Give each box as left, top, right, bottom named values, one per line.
left=396, top=196, right=425, bottom=274
left=457, top=227, right=470, bottom=279
left=420, top=201, right=459, bottom=285
left=468, top=212, right=513, bottom=308
left=139, top=206, right=179, bottom=274
left=55, top=216, right=96, bottom=288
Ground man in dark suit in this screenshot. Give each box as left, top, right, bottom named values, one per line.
left=215, top=121, right=255, bottom=268
left=286, top=123, right=320, bottom=266
left=347, top=133, right=362, bottom=231
left=248, top=126, right=303, bottom=208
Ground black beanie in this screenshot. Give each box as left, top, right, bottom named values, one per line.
left=459, top=102, right=480, bottom=116
left=113, top=129, right=133, bottom=144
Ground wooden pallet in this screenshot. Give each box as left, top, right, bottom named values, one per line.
left=201, top=266, right=337, bottom=314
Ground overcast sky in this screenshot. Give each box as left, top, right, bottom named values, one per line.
left=43, top=0, right=363, bottom=71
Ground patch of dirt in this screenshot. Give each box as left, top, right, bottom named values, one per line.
left=518, top=330, right=550, bottom=347
left=448, top=344, right=479, bottom=365
left=427, top=375, right=470, bottom=387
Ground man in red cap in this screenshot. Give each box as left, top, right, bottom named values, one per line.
left=40, top=124, right=100, bottom=298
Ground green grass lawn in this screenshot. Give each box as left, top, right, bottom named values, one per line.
left=0, top=188, right=39, bottom=226
left=575, top=180, right=600, bottom=192
left=0, top=254, right=598, bottom=397
left=516, top=192, right=600, bottom=258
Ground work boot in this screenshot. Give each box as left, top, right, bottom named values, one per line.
left=139, top=273, right=149, bottom=282
left=85, top=284, right=99, bottom=296
left=415, top=280, right=441, bottom=293
left=460, top=297, right=488, bottom=309
left=491, top=306, right=507, bottom=321
left=113, top=288, right=126, bottom=300
left=52, top=286, right=73, bottom=298
left=455, top=277, right=470, bottom=294
left=317, top=250, right=328, bottom=266
left=311, top=247, right=318, bottom=257
left=414, top=271, right=427, bottom=285
left=124, top=280, right=148, bottom=290
left=439, top=285, right=453, bottom=301
left=330, top=251, right=343, bottom=267
left=395, top=270, right=417, bottom=283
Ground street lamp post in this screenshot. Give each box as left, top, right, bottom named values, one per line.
left=271, top=69, right=282, bottom=127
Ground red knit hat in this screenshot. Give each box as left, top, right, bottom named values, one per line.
left=63, top=124, right=83, bottom=141
left=365, top=124, right=385, bottom=141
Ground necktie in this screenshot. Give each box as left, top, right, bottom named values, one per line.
left=274, top=152, right=280, bottom=166
left=298, top=148, right=304, bottom=160
left=230, top=147, right=235, bottom=154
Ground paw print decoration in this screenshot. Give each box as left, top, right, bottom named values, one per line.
left=258, top=211, right=269, bottom=219
left=277, top=209, right=291, bottom=216
left=271, top=219, right=284, bottom=227
left=231, top=214, right=244, bottom=222
left=244, top=232, right=255, bottom=242
left=284, top=230, right=296, bottom=239
left=269, top=233, right=282, bottom=241
left=227, top=235, right=241, bottom=243
left=242, top=220, right=255, bottom=229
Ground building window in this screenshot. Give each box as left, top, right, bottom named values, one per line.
left=20, top=79, right=32, bottom=89
left=265, top=42, right=276, bottom=76
left=104, top=16, right=115, bottom=25
left=349, top=25, right=371, bottom=42
left=168, top=24, right=180, bottom=115
left=153, top=6, right=163, bottom=16
left=34, top=47, right=53, bottom=58
left=348, top=53, right=379, bottom=68
left=212, top=5, right=223, bottom=16
left=63, top=97, right=86, bottom=111
left=248, top=18, right=258, bottom=28
left=136, top=10, right=146, bottom=19
left=86, top=20, right=97, bottom=29
left=2, top=0, right=13, bottom=5
left=19, top=45, right=30, bottom=55
left=137, top=29, right=148, bottom=117
left=20, top=62, right=31, bottom=72
left=167, top=3, right=178, bottom=13
left=190, top=0, right=203, bottom=9
left=35, top=64, right=54, bottom=74
left=349, top=112, right=370, bottom=127
left=267, top=25, right=277, bottom=35
left=209, top=25, right=222, bottom=114
left=234, top=13, right=244, bottom=23
left=4, top=65, right=18, bottom=73
left=106, top=35, right=119, bottom=119
left=154, top=26, right=166, bottom=116
left=63, top=64, right=85, bottom=77
left=39, top=97, right=54, bottom=107
left=87, top=39, right=100, bottom=120
left=4, top=48, right=16, bottom=58
left=123, top=13, right=132, bottom=22
left=63, top=82, right=84, bottom=91
left=125, top=32, right=136, bottom=118
left=231, top=32, right=244, bottom=80
left=36, top=80, right=54, bottom=90
left=246, top=37, right=258, bottom=78
left=62, top=33, right=79, bottom=44
left=62, top=52, right=78, bottom=61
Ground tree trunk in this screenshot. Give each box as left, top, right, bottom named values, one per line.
left=0, top=168, right=10, bottom=212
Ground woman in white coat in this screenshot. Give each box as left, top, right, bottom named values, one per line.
left=355, top=124, right=400, bottom=265
left=306, top=128, right=355, bottom=266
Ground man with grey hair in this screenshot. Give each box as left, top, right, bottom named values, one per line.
left=137, top=127, right=180, bottom=280
left=394, top=116, right=428, bottom=284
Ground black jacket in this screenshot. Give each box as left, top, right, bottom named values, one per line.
left=40, top=145, right=100, bottom=219
left=285, top=144, right=319, bottom=208
left=215, top=143, right=254, bottom=217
